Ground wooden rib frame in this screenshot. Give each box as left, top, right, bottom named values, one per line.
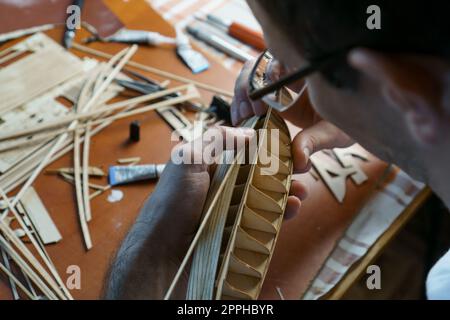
left=173, top=109, right=293, bottom=300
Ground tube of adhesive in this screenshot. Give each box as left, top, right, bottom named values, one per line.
left=176, top=29, right=210, bottom=74
left=108, top=164, right=166, bottom=186
left=101, top=28, right=177, bottom=46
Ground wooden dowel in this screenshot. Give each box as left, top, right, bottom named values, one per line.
left=82, top=125, right=92, bottom=222
left=59, top=172, right=106, bottom=191
left=0, top=135, right=57, bottom=153
left=70, top=52, right=120, bottom=249
left=73, top=129, right=92, bottom=250
left=0, top=261, right=36, bottom=300
left=89, top=184, right=111, bottom=200
left=72, top=43, right=233, bottom=97
left=0, top=84, right=192, bottom=143
left=79, top=46, right=136, bottom=116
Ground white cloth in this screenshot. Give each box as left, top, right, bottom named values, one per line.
left=427, top=248, right=450, bottom=300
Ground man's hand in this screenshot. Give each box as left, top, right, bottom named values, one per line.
left=231, top=59, right=354, bottom=173
left=105, top=126, right=308, bottom=299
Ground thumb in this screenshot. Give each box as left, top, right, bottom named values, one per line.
left=292, top=121, right=354, bottom=173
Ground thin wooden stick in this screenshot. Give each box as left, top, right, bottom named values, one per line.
left=117, top=157, right=141, bottom=164
left=0, top=224, right=64, bottom=299
left=0, top=91, right=198, bottom=154
left=9, top=45, right=138, bottom=208
left=0, top=49, right=25, bottom=65
left=73, top=129, right=92, bottom=250
left=82, top=125, right=92, bottom=222
left=46, top=167, right=104, bottom=177
left=276, top=287, right=285, bottom=300
left=72, top=53, right=118, bottom=248
left=0, top=135, right=57, bottom=153
left=0, top=261, right=36, bottom=300
left=75, top=63, right=103, bottom=225
left=0, top=101, right=138, bottom=197
left=71, top=69, right=94, bottom=248
left=78, top=46, right=137, bottom=117
left=89, top=184, right=111, bottom=200
left=0, top=46, right=16, bottom=60
left=0, top=84, right=193, bottom=143
left=1, top=247, right=20, bottom=299
left=0, top=188, right=72, bottom=299
left=72, top=43, right=233, bottom=97
left=0, top=142, right=60, bottom=195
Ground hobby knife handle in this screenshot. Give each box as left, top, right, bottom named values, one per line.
left=229, top=22, right=266, bottom=51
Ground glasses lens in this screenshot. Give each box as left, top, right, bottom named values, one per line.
left=250, top=51, right=306, bottom=112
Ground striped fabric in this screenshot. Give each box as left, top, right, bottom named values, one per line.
left=147, top=0, right=258, bottom=73
left=303, top=169, right=425, bottom=299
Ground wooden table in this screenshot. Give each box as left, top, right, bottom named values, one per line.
left=0, top=0, right=430, bottom=300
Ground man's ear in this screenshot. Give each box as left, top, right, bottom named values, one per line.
left=348, top=48, right=449, bottom=145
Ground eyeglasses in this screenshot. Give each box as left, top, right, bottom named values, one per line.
left=248, top=49, right=347, bottom=112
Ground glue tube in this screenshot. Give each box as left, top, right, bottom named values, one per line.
left=109, top=164, right=166, bottom=186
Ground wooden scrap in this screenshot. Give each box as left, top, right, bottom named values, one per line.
left=117, top=157, right=141, bottom=164
left=0, top=189, right=71, bottom=300
left=72, top=42, right=233, bottom=97
left=1, top=248, right=20, bottom=300
left=82, top=125, right=93, bottom=222
left=333, top=146, right=369, bottom=185
left=19, top=187, right=62, bottom=245
left=58, top=172, right=107, bottom=191
left=0, top=260, right=35, bottom=300
left=0, top=33, right=83, bottom=115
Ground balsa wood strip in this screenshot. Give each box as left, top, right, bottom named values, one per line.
left=0, top=41, right=83, bottom=114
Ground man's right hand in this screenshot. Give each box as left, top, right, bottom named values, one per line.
left=231, top=59, right=354, bottom=174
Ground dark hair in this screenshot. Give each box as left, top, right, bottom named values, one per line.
left=258, top=0, right=450, bottom=89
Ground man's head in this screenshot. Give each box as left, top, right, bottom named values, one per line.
left=247, top=0, right=450, bottom=182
